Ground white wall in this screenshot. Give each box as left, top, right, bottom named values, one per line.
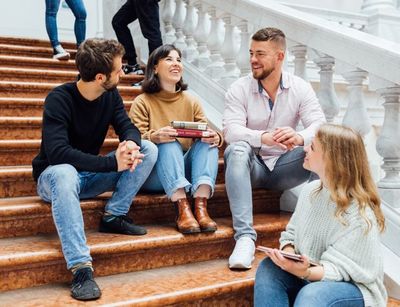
left=279, top=0, right=364, bottom=12
left=0, top=0, right=103, bottom=43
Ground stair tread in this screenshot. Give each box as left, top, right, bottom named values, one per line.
left=0, top=213, right=289, bottom=267
left=0, top=36, right=77, bottom=49
left=0, top=253, right=267, bottom=306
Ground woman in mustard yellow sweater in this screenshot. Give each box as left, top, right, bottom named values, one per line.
left=129, top=44, right=222, bottom=234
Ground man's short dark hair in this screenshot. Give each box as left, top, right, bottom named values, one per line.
left=75, top=38, right=125, bottom=82
left=141, top=44, right=188, bottom=94
left=251, top=27, right=286, bottom=51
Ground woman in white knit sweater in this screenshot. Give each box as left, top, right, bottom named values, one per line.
left=254, top=124, right=387, bottom=307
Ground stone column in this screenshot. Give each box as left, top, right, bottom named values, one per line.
left=361, top=0, right=396, bottom=12
left=342, top=69, right=371, bottom=136
left=314, top=54, right=340, bottom=122
left=219, top=14, right=240, bottom=89
left=290, top=45, right=308, bottom=81
left=192, top=2, right=211, bottom=70
left=162, top=0, right=176, bottom=44
left=204, top=6, right=224, bottom=79
left=376, top=86, right=400, bottom=207
left=172, top=0, right=187, bottom=50
left=182, top=0, right=198, bottom=62
left=237, top=20, right=251, bottom=77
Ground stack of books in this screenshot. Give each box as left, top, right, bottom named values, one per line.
left=171, top=121, right=210, bottom=138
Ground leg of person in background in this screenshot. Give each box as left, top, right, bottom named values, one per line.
left=45, top=0, right=70, bottom=60
left=65, top=0, right=87, bottom=47
left=112, top=0, right=143, bottom=74
left=184, top=141, right=218, bottom=232
left=136, top=0, right=163, bottom=55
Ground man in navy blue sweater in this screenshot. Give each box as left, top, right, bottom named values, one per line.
left=32, top=38, right=157, bottom=301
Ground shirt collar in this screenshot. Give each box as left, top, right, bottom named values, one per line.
left=252, top=71, right=290, bottom=95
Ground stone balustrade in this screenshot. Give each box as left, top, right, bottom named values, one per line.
left=158, top=0, right=400, bottom=246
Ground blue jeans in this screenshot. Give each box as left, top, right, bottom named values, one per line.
left=45, top=0, right=87, bottom=48
left=224, top=141, right=311, bottom=241
left=141, top=141, right=219, bottom=198
left=254, top=258, right=364, bottom=307
left=36, top=140, right=157, bottom=269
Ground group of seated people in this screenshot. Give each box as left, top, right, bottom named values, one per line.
left=32, top=27, right=387, bottom=306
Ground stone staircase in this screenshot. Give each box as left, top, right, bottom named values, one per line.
left=0, top=37, right=287, bottom=306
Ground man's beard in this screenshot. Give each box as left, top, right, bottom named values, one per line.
left=101, top=78, right=118, bottom=91
left=252, top=66, right=275, bottom=80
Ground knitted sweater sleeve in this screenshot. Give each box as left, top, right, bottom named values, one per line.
left=129, top=96, right=154, bottom=141
left=320, top=211, right=382, bottom=284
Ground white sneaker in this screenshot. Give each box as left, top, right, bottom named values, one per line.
left=53, top=45, right=70, bottom=60
left=228, top=236, right=255, bottom=269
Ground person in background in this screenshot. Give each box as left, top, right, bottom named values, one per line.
left=254, top=124, right=387, bottom=307
left=32, top=38, right=157, bottom=301
left=112, top=0, right=163, bottom=75
left=223, top=27, right=326, bottom=270
left=45, top=0, right=87, bottom=60
left=129, top=44, right=222, bottom=234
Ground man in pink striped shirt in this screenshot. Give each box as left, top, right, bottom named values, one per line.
left=223, top=27, right=326, bottom=269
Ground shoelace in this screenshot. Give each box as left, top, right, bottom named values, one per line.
left=73, top=268, right=93, bottom=286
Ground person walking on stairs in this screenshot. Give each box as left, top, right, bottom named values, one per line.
left=130, top=44, right=222, bottom=234
left=254, top=124, right=387, bottom=307
left=112, top=0, right=163, bottom=75
left=223, top=27, right=326, bottom=270
left=32, top=38, right=157, bottom=301
left=45, top=0, right=87, bottom=60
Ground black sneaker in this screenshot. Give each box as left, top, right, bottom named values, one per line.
left=99, top=214, right=147, bottom=235
left=123, top=63, right=144, bottom=75
left=71, top=267, right=101, bottom=301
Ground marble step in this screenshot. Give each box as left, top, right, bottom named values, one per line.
left=0, top=117, right=119, bottom=140
left=0, top=213, right=289, bottom=291
left=0, top=43, right=76, bottom=59
left=0, top=55, right=77, bottom=71
left=0, top=138, right=119, bottom=166
left=0, top=67, right=142, bottom=86
left=0, top=181, right=276, bottom=238
left=0, top=156, right=226, bottom=197
left=0, top=253, right=268, bottom=306
left=0, top=97, right=134, bottom=116
left=0, top=36, right=76, bottom=49
left=0, top=81, right=141, bottom=99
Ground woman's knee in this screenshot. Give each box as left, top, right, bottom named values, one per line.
left=141, top=140, right=158, bottom=163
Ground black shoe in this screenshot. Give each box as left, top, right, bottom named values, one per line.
left=71, top=267, right=101, bottom=301
left=99, top=214, right=147, bottom=235
left=123, top=63, right=144, bottom=75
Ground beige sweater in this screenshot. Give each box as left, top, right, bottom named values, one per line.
left=129, top=90, right=222, bottom=151
left=280, top=180, right=387, bottom=307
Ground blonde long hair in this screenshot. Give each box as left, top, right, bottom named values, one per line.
left=315, top=124, right=385, bottom=232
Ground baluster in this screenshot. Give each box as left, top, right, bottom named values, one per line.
left=342, top=69, right=371, bottom=136
left=361, top=0, right=396, bottom=12
left=237, top=20, right=251, bottom=77
left=162, top=0, right=176, bottom=44
left=314, top=54, right=340, bottom=122
left=182, top=0, right=198, bottom=62
left=192, top=2, right=211, bottom=70
left=204, top=6, right=224, bottom=79
left=172, top=0, right=187, bottom=50
left=219, top=14, right=240, bottom=88
left=290, top=45, right=308, bottom=81
left=376, top=86, right=400, bottom=207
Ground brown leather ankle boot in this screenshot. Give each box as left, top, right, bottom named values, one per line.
left=194, top=197, right=217, bottom=232
left=174, top=198, right=201, bottom=234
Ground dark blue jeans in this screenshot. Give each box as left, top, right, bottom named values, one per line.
left=254, top=258, right=364, bottom=307
left=45, top=0, right=86, bottom=48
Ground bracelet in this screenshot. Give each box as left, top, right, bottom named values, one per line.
left=300, top=268, right=311, bottom=280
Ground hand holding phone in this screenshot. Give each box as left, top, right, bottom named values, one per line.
left=257, top=246, right=318, bottom=266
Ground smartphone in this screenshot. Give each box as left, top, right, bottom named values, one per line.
left=256, top=246, right=318, bottom=266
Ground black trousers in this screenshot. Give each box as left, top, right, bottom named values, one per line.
left=112, top=0, right=163, bottom=65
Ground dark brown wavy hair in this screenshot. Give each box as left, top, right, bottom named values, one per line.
left=141, top=44, right=188, bottom=93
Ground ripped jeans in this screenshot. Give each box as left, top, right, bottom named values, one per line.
left=224, top=141, right=310, bottom=241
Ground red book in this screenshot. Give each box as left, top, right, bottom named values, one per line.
left=176, top=129, right=210, bottom=138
